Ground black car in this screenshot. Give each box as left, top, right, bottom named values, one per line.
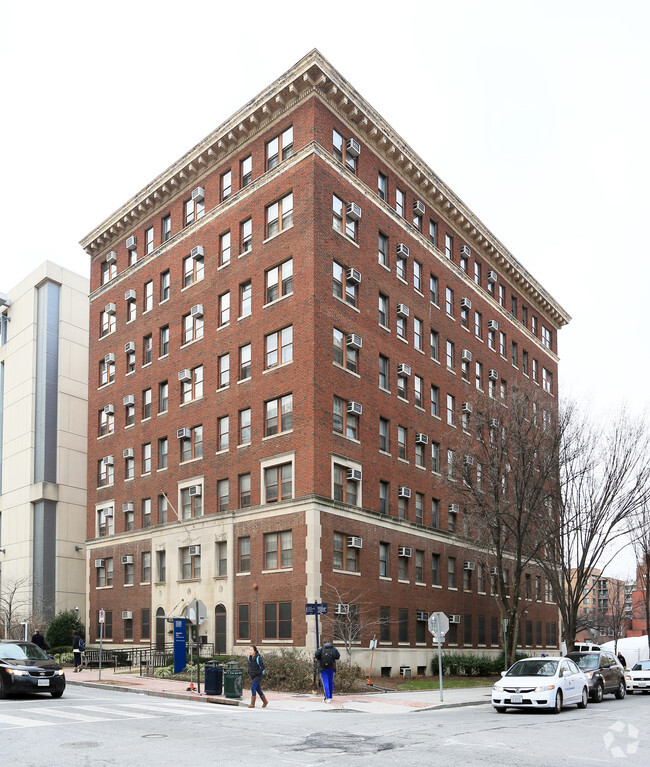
left=566, top=650, right=626, bottom=702
left=0, top=640, right=66, bottom=699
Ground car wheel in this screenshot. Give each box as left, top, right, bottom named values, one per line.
left=615, top=680, right=626, bottom=700
left=592, top=682, right=604, bottom=703
left=552, top=690, right=563, bottom=714
left=494, top=706, right=507, bottom=713
left=577, top=687, right=588, bottom=709
left=0, top=678, right=6, bottom=700
left=51, top=690, right=64, bottom=699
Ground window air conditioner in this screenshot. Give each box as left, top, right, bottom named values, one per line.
left=413, top=200, right=425, bottom=216
left=122, top=611, right=133, bottom=620
left=448, top=503, right=460, bottom=514
left=104, top=353, right=115, bottom=364
left=464, top=561, right=476, bottom=571
left=487, top=320, right=499, bottom=331
left=125, top=289, right=136, bottom=301
left=94, top=559, right=105, bottom=568
left=188, top=485, right=202, bottom=497
left=397, top=363, right=411, bottom=376
left=102, top=508, right=113, bottom=517
left=123, top=394, right=135, bottom=406
left=122, top=449, right=134, bottom=459
left=398, top=546, right=413, bottom=558
left=346, top=333, right=363, bottom=349
left=416, top=611, right=429, bottom=621
left=190, top=304, right=204, bottom=318
left=126, top=236, right=137, bottom=251
left=400, top=667, right=413, bottom=678
left=347, top=536, right=363, bottom=548
left=460, top=297, right=471, bottom=310
left=346, top=138, right=361, bottom=157
left=177, top=428, right=192, bottom=439
left=106, top=251, right=117, bottom=264
left=398, top=486, right=412, bottom=499
left=102, top=455, right=114, bottom=466
left=346, top=202, right=361, bottom=221
left=449, top=614, right=461, bottom=624
left=347, top=401, right=362, bottom=416
left=103, top=404, right=115, bottom=415
left=346, top=268, right=362, bottom=284
left=415, top=432, right=429, bottom=445
left=124, top=342, right=135, bottom=353
left=487, top=270, right=497, bottom=283
left=104, top=302, right=116, bottom=315
left=489, top=369, right=499, bottom=380
left=462, top=402, right=473, bottom=414
left=121, top=555, right=133, bottom=565
left=489, top=417, right=499, bottom=428
left=463, top=455, right=474, bottom=466
left=191, top=186, right=205, bottom=202
left=190, top=245, right=204, bottom=259
left=188, top=545, right=201, bottom=556
left=490, top=567, right=499, bottom=575
left=122, top=503, right=134, bottom=512
left=460, top=244, right=471, bottom=258
left=178, top=369, right=192, bottom=382
left=346, top=468, right=362, bottom=482
left=396, top=303, right=409, bottom=318
left=396, top=243, right=410, bottom=258
left=461, top=349, right=472, bottom=362
left=335, top=603, right=350, bottom=615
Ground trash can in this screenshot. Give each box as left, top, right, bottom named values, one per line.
left=204, top=661, right=223, bottom=696
left=223, top=661, right=243, bottom=699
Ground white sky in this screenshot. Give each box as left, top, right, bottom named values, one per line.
left=2, top=1, right=648, bottom=575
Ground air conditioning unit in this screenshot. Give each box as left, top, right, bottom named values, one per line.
left=400, top=667, right=413, bottom=678
left=415, top=432, right=429, bottom=445
left=192, top=186, right=205, bottom=202
left=464, top=561, right=476, bottom=571
left=398, top=486, right=412, bottom=499
left=460, top=244, right=471, bottom=258
left=346, top=202, right=362, bottom=220
left=396, top=303, right=409, bottom=318
left=94, top=559, right=105, bottom=568
left=104, top=302, right=116, bottom=315
left=123, top=342, right=135, bottom=354
left=177, top=428, right=192, bottom=439
left=126, top=235, right=137, bottom=251
left=462, top=402, right=473, bottom=414
left=346, top=333, right=362, bottom=349
left=490, top=566, right=499, bottom=575
left=122, top=502, right=134, bottom=513
left=346, top=268, right=362, bottom=284
left=121, top=555, right=133, bottom=565
left=188, top=485, right=202, bottom=497
left=124, top=289, right=136, bottom=301
left=123, top=394, right=135, bottom=406
left=398, top=546, right=413, bottom=558
left=347, top=536, right=363, bottom=548
left=460, top=297, right=472, bottom=310
left=190, top=245, right=204, bottom=259
left=122, top=611, right=133, bottom=620
left=188, top=545, right=201, bottom=556
left=449, top=614, right=461, bottom=624
left=413, top=200, right=425, bottom=216
left=178, top=369, right=192, bottom=382
left=397, top=363, right=411, bottom=376
left=335, top=603, right=350, bottom=615
left=102, top=508, right=113, bottom=517
left=104, top=353, right=115, bottom=364
left=461, top=349, right=472, bottom=362
left=103, top=404, right=115, bottom=415
left=122, top=448, right=134, bottom=459
left=489, top=417, right=499, bottom=428
left=463, top=455, right=474, bottom=466
left=190, top=304, right=204, bottom=318
left=396, top=243, right=410, bottom=259
left=488, top=319, right=499, bottom=331
left=102, top=455, right=114, bottom=466
left=346, top=468, right=362, bottom=482
left=416, top=610, right=429, bottom=621
left=106, top=251, right=117, bottom=264
left=489, top=369, right=499, bottom=380
left=347, top=401, right=362, bottom=416
left=448, top=503, right=460, bottom=514
left=487, top=270, right=497, bottom=283
left=346, top=138, right=361, bottom=157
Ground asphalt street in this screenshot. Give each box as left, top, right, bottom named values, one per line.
left=2, top=685, right=648, bottom=766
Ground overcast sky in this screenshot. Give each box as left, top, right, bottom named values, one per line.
left=2, top=1, right=647, bottom=574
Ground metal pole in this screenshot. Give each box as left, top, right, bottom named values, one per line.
left=195, top=600, right=201, bottom=695
left=437, top=632, right=443, bottom=703
left=99, top=620, right=103, bottom=681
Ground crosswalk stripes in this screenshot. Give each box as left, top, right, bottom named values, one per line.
left=120, top=702, right=212, bottom=716
left=20, top=706, right=111, bottom=723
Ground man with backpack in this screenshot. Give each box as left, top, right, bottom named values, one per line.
left=315, top=640, right=341, bottom=702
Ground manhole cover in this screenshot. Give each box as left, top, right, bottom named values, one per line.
left=289, top=733, right=396, bottom=755
left=60, top=742, right=101, bottom=749
left=142, top=734, right=168, bottom=739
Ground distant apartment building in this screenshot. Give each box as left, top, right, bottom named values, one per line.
left=0, top=262, right=89, bottom=634
left=573, top=568, right=632, bottom=643
left=80, top=51, right=568, bottom=671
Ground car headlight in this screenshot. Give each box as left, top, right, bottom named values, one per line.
left=534, top=684, right=555, bottom=692
left=56, top=669, right=65, bottom=676
left=493, top=684, right=504, bottom=691
left=7, top=669, right=26, bottom=676
left=584, top=671, right=594, bottom=679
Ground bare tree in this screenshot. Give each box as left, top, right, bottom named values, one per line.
left=590, top=577, right=630, bottom=652
left=628, top=503, right=650, bottom=639
left=543, top=407, right=650, bottom=652
left=456, top=384, right=563, bottom=666
left=0, top=575, right=33, bottom=639
left=320, top=583, right=384, bottom=661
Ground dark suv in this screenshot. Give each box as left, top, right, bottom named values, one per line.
left=566, top=651, right=626, bottom=702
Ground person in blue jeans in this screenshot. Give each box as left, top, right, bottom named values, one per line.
left=315, top=641, right=341, bottom=702
left=247, top=645, right=268, bottom=708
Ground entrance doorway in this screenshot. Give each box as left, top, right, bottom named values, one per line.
left=215, top=604, right=226, bottom=654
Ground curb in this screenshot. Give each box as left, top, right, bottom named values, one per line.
left=67, top=679, right=242, bottom=706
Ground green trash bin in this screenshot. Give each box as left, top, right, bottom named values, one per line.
left=223, top=661, right=243, bottom=699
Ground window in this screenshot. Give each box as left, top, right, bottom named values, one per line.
left=239, top=343, right=252, bottom=380
left=96, top=506, right=114, bottom=538
left=511, top=341, right=518, bottom=367
left=126, top=296, right=137, bottom=322
left=432, top=553, right=440, bottom=585
left=179, top=425, right=202, bottom=461
left=124, top=559, right=134, bottom=585
left=415, top=549, right=424, bottom=581
left=333, top=395, right=358, bottom=439
left=221, top=169, right=232, bottom=200
left=265, top=258, right=293, bottom=303
left=429, top=219, right=437, bottom=247
left=124, top=451, right=134, bottom=479
left=396, top=310, right=406, bottom=340
left=333, top=531, right=359, bottom=571
left=414, top=317, right=423, bottom=351
left=532, top=358, right=538, bottom=382
left=266, top=192, right=293, bottom=237
left=332, top=195, right=358, bottom=241
left=396, top=250, right=406, bottom=280
left=158, top=495, right=168, bottom=525
left=378, top=232, right=388, bottom=267
left=429, top=385, right=440, bottom=418
left=488, top=328, right=496, bottom=351
left=241, top=154, right=252, bottom=187
left=460, top=305, right=469, bottom=329
left=474, top=261, right=481, bottom=285
left=398, top=609, right=408, bottom=642
left=333, top=464, right=359, bottom=505
left=144, top=281, right=153, bottom=312
left=541, top=326, right=552, bottom=349
left=475, top=361, right=483, bottom=390
left=217, top=479, right=229, bottom=513
left=380, top=606, right=390, bottom=641
left=125, top=398, right=135, bottom=426
left=460, top=253, right=468, bottom=273
left=100, top=309, right=115, bottom=337
left=219, top=231, right=231, bottom=267
left=237, top=604, right=249, bottom=640
left=446, top=340, right=454, bottom=369
left=445, top=234, right=453, bottom=260
left=333, top=327, right=358, bottom=373
left=265, top=394, right=293, bottom=436
left=264, top=462, right=293, bottom=503
left=332, top=261, right=358, bottom=307
left=474, top=312, right=482, bottom=338
left=379, top=543, right=390, bottom=577
left=240, top=218, right=252, bottom=253
left=124, top=345, right=135, bottom=374
left=158, top=437, right=168, bottom=469
left=141, top=551, right=151, bottom=582
left=142, top=388, right=152, bottom=420
left=142, top=442, right=152, bottom=473
left=238, top=537, right=251, bottom=572
left=430, top=329, right=439, bottom=361
left=395, top=188, right=405, bottom=217
left=542, top=367, right=553, bottom=394
left=445, top=287, right=454, bottom=315
left=379, top=417, right=390, bottom=452
left=161, top=215, right=171, bottom=243
left=218, top=291, right=230, bottom=327
left=429, top=275, right=439, bottom=307
left=183, top=252, right=203, bottom=287
left=239, top=281, right=252, bottom=318
left=379, top=481, right=389, bottom=514
left=264, top=602, right=291, bottom=639
left=431, top=442, right=440, bottom=473
left=97, top=557, right=113, bottom=587
left=239, top=408, right=251, bottom=445
left=379, top=354, right=389, bottom=389
left=511, top=295, right=517, bottom=317
left=522, top=350, right=529, bottom=376
left=499, top=331, right=506, bottom=357
left=184, top=195, right=204, bottom=226
left=143, top=334, right=152, bottom=366
left=266, top=126, right=293, bottom=170
left=159, top=326, right=169, bottom=357
left=128, top=243, right=138, bottom=266
left=145, top=226, right=154, bottom=254
left=264, top=531, right=293, bottom=569
left=218, top=353, right=230, bottom=388
left=265, top=325, right=293, bottom=369
left=432, top=498, right=440, bottom=528
left=447, top=394, right=455, bottom=425
left=239, top=474, right=251, bottom=508
left=181, top=365, right=203, bottom=403
left=378, top=171, right=388, bottom=200
left=447, top=449, right=455, bottom=480
left=397, top=369, right=407, bottom=399
left=413, top=261, right=422, bottom=292
left=498, top=284, right=505, bottom=307
left=397, top=425, right=407, bottom=460
left=101, top=259, right=117, bottom=284
left=463, top=567, right=472, bottom=591
left=217, top=415, right=229, bottom=452
left=448, top=557, right=456, bottom=588
left=180, top=546, right=201, bottom=579
left=212, top=541, right=226, bottom=578
left=414, top=375, right=423, bottom=408
left=398, top=494, right=408, bottom=520
left=180, top=485, right=203, bottom=519
left=415, top=495, right=424, bottom=525
left=98, top=407, right=114, bottom=437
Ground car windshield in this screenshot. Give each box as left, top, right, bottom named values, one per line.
left=507, top=659, right=558, bottom=677
left=569, top=654, right=599, bottom=670
left=633, top=660, right=650, bottom=671
left=0, top=643, right=49, bottom=661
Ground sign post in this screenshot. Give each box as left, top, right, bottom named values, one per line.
left=428, top=611, right=449, bottom=702
left=367, top=636, right=378, bottom=686
left=306, top=601, right=328, bottom=688
left=502, top=618, right=509, bottom=672
left=98, top=609, right=105, bottom=681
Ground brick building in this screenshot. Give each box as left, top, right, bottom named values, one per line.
left=80, top=50, right=569, bottom=673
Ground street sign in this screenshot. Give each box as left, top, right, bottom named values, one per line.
left=306, top=602, right=328, bottom=615
left=369, top=638, right=378, bottom=650
left=99, top=609, right=105, bottom=624
left=428, top=611, right=449, bottom=637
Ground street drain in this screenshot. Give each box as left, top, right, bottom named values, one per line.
left=143, top=734, right=168, bottom=739
left=60, top=742, right=101, bottom=749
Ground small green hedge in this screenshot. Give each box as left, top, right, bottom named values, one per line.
left=433, top=652, right=522, bottom=677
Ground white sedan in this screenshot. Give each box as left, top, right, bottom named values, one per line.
left=625, top=660, right=650, bottom=693
left=492, top=656, right=589, bottom=714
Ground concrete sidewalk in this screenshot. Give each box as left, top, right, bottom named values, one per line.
left=66, top=667, right=493, bottom=713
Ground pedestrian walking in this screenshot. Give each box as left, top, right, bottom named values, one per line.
left=72, top=632, right=83, bottom=672
left=31, top=630, right=45, bottom=650
left=617, top=652, right=627, bottom=667
left=315, top=640, right=340, bottom=702
left=247, top=645, right=268, bottom=708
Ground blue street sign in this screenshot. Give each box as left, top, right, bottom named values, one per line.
left=173, top=618, right=186, bottom=674
left=306, top=602, right=328, bottom=615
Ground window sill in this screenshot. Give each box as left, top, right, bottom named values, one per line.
left=333, top=432, right=361, bottom=445
left=398, top=579, right=410, bottom=585
left=263, top=292, right=293, bottom=310
left=236, top=571, right=251, bottom=577
left=262, top=430, right=293, bottom=442
left=379, top=386, right=391, bottom=395
left=123, top=583, right=134, bottom=588
left=448, top=587, right=458, bottom=592
left=177, top=578, right=201, bottom=584
left=378, top=323, right=391, bottom=333
left=237, top=313, right=252, bottom=323
left=215, top=448, right=229, bottom=456
left=238, top=377, right=252, bottom=385
left=180, top=397, right=203, bottom=408
left=261, top=568, right=293, bottom=574
left=262, top=226, right=293, bottom=246
left=397, top=335, right=409, bottom=344
left=332, top=227, right=360, bottom=249
left=333, top=294, right=360, bottom=313
left=179, top=457, right=202, bottom=465
left=95, top=585, right=113, bottom=590
left=263, top=360, right=293, bottom=374
left=432, top=584, right=442, bottom=589
left=237, top=443, right=251, bottom=450
left=332, top=569, right=361, bottom=577
left=238, top=248, right=253, bottom=259
left=379, top=576, right=392, bottom=582
left=181, top=337, right=203, bottom=349
left=379, top=450, right=392, bottom=458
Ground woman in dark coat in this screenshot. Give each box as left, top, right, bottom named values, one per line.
left=247, top=645, right=268, bottom=708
